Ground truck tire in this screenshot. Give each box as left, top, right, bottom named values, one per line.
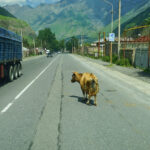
left=14, top=64, right=18, bottom=79
left=8, top=65, right=14, bottom=81
left=18, top=63, right=22, bottom=77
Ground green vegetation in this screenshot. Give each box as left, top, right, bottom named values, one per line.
left=4, top=1, right=104, bottom=41
left=0, top=15, right=35, bottom=38
left=95, top=55, right=131, bottom=67
left=0, top=15, right=36, bottom=48
left=0, top=7, right=37, bottom=49
left=144, top=68, right=150, bottom=73
left=117, top=7, right=150, bottom=34
left=37, top=28, right=65, bottom=51
left=66, top=36, right=79, bottom=52
left=0, top=7, right=15, bottom=18
left=116, top=58, right=131, bottom=67
left=3, top=0, right=150, bottom=44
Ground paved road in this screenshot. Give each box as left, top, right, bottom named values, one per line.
left=0, top=54, right=150, bottom=150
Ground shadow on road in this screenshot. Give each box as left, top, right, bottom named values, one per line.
left=137, top=71, right=150, bottom=78
left=0, top=79, right=9, bottom=88
left=69, top=95, right=95, bottom=106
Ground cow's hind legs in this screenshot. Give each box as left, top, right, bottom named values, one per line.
left=94, top=95, right=97, bottom=106
left=86, top=95, right=91, bottom=105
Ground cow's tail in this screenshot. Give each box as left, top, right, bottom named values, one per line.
left=91, top=79, right=96, bottom=89
left=90, top=78, right=99, bottom=92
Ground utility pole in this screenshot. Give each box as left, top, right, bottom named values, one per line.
left=81, top=33, right=84, bottom=55
left=148, top=31, right=150, bottom=69
left=98, top=32, right=100, bottom=57
left=103, top=32, right=106, bottom=56
left=21, top=28, right=23, bottom=48
left=33, top=38, right=36, bottom=54
left=118, top=0, right=121, bottom=60
left=41, top=40, right=43, bottom=48
left=104, top=0, right=113, bottom=33
left=104, top=0, right=114, bottom=64
left=74, top=40, right=75, bottom=53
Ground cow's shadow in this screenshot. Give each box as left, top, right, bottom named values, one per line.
left=69, top=95, right=94, bottom=106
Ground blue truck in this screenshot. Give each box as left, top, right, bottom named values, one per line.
left=0, top=27, right=22, bottom=81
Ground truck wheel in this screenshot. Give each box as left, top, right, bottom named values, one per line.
left=8, top=65, right=14, bottom=81
left=14, top=64, right=18, bottom=79
left=18, top=63, right=22, bottom=77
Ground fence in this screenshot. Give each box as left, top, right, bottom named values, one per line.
left=123, top=25, right=150, bottom=69
left=76, top=25, right=150, bottom=69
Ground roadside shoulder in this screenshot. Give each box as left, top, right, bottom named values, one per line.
left=72, top=54, right=150, bottom=97
left=75, top=54, right=150, bottom=84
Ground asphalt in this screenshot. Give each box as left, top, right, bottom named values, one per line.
left=0, top=54, right=150, bottom=150
left=80, top=55, right=150, bottom=84
left=32, top=54, right=150, bottom=150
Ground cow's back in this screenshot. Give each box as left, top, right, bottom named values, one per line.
left=80, top=73, right=99, bottom=95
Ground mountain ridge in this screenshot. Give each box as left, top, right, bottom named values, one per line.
left=4, top=0, right=150, bottom=41
left=0, top=7, right=36, bottom=40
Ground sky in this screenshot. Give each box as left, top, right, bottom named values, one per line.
left=0, top=0, right=60, bottom=6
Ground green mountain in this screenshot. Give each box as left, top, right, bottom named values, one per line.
left=121, top=7, right=150, bottom=30
left=0, top=7, right=15, bottom=18
left=0, top=7, right=36, bottom=39
left=102, top=0, right=150, bottom=36
left=4, top=0, right=150, bottom=41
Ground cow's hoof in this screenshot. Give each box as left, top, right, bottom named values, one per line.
left=86, top=101, right=90, bottom=105
left=94, top=103, right=97, bottom=106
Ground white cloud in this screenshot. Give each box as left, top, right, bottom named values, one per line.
left=0, top=0, right=25, bottom=3
left=0, top=0, right=60, bottom=6
left=0, top=0, right=26, bottom=6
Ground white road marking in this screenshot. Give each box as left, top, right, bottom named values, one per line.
left=1, top=103, right=13, bottom=114
left=0, top=56, right=58, bottom=114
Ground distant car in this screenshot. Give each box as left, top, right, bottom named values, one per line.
left=46, top=50, right=50, bottom=54
left=46, top=50, right=53, bottom=57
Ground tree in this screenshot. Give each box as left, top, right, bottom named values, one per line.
left=144, top=17, right=150, bottom=25
left=23, top=38, right=30, bottom=48
left=59, top=39, right=65, bottom=51
left=144, top=13, right=150, bottom=25
left=37, top=28, right=59, bottom=51
left=66, top=36, right=79, bottom=52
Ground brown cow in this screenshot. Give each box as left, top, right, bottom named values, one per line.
left=71, top=72, right=99, bottom=106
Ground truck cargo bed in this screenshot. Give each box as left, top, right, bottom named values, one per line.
left=0, top=27, right=22, bottom=63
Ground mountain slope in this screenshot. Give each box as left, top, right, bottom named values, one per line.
left=4, top=0, right=150, bottom=40
left=4, top=0, right=110, bottom=40
left=0, top=7, right=36, bottom=39
left=122, top=7, right=150, bottom=29
left=0, top=7, right=15, bottom=18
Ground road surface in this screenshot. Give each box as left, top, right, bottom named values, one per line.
left=0, top=54, right=150, bottom=150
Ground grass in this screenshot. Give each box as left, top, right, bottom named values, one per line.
left=144, top=68, right=150, bottom=73
left=106, top=64, right=114, bottom=67
left=79, top=53, right=133, bottom=67
left=0, top=15, right=36, bottom=39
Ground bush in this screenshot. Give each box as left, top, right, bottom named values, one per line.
left=144, top=68, right=150, bottom=73
left=102, top=56, right=110, bottom=62
left=112, top=55, right=118, bottom=63
left=116, top=58, right=131, bottom=66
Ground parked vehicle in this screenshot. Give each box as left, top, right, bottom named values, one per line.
left=0, top=27, right=22, bottom=81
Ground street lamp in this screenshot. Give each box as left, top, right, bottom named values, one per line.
left=104, top=0, right=113, bottom=33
